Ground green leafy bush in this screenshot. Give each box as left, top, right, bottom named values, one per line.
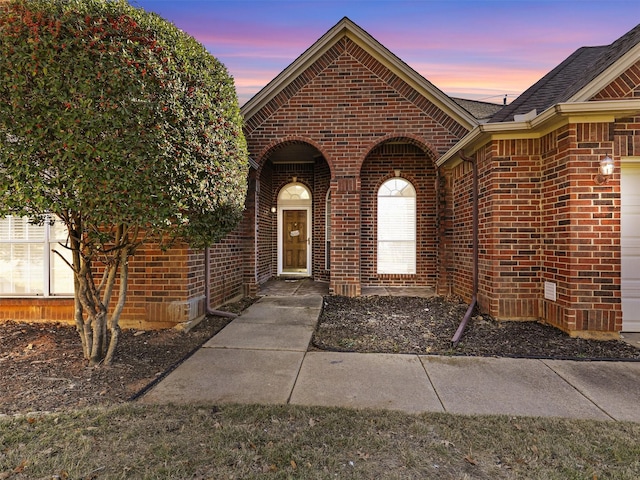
left=0, top=0, right=249, bottom=364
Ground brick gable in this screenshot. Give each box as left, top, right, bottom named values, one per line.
left=592, top=60, right=640, bottom=100
left=245, top=36, right=466, bottom=170
left=244, top=33, right=468, bottom=296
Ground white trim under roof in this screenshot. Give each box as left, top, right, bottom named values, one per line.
left=437, top=99, right=640, bottom=168
left=568, top=41, right=640, bottom=103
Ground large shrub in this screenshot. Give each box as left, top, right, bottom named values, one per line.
left=0, top=0, right=249, bottom=365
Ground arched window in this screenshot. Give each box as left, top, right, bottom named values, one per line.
left=377, top=178, right=416, bottom=274
left=278, top=183, right=310, bottom=201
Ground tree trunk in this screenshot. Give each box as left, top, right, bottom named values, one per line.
left=104, top=248, right=129, bottom=365
left=67, top=219, right=133, bottom=366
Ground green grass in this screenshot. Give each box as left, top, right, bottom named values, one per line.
left=1, top=403, right=639, bottom=479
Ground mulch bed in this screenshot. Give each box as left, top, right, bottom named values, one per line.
left=312, top=295, right=640, bottom=360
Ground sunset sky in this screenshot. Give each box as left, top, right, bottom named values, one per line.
left=133, top=0, right=640, bottom=106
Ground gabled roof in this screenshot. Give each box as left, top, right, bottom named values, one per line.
left=241, top=17, right=477, bottom=130
left=491, top=23, right=640, bottom=123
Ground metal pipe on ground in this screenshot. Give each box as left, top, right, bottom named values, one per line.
left=452, top=150, right=479, bottom=347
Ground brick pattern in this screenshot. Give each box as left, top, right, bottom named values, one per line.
left=312, top=159, right=332, bottom=281
left=360, top=143, right=437, bottom=286
left=1, top=224, right=247, bottom=328
left=257, top=161, right=275, bottom=284
left=242, top=171, right=259, bottom=296
left=206, top=232, right=246, bottom=308
left=447, top=119, right=626, bottom=334
left=244, top=35, right=467, bottom=295
left=543, top=123, right=621, bottom=333
left=592, top=60, right=640, bottom=100
left=0, top=298, right=74, bottom=323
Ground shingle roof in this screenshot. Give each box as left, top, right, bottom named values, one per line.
left=451, top=97, right=503, bottom=122
left=490, top=23, right=640, bottom=123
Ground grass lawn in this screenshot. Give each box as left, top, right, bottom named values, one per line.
left=1, top=403, right=639, bottom=479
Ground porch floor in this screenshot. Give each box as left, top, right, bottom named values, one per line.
left=258, top=278, right=435, bottom=298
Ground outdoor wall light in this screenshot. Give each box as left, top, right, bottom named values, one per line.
left=594, top=155, right=614, bottom=185
left=271, top=206, right=277, bottom=213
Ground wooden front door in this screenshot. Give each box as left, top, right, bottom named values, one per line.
left=283, top=209, right=307, bottom=272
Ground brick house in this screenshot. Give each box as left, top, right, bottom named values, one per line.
left=2, top=18, right=640, bottom=338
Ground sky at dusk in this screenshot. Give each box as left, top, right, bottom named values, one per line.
left=132, top=0, right=640, bottom=106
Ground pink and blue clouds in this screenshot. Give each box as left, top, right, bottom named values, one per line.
left=133, top=0, right=640, bottom=105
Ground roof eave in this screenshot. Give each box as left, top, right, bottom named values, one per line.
left=438, top=99, right=640, bottom=168
left=567, top=41, right=640, bottom=103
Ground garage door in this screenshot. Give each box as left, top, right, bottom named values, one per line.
left=621, top=161, right=640, bottom=332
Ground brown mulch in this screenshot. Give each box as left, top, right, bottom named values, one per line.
left=313, top=296, right=640, bottom=360
left=0, top=298, right=254, bottom=416
left=2, top=294, right=639, bottom=416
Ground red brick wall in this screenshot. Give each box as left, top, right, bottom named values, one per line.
left=1, top=227, right=247, bottom=329
left=542, top=123, right=620, bottom=333
left=360, top=143, right=437, bottom=286
left=206, top=231, right=246, bottom=309
left=242, top=170, right=259, bottom=296
left=313, top=158, right=332, bottom=282
left=447, top=121, right=624, bottom=335
left=1, top=242, right=196, bottom=329
left=448, top=157, right=475, bottom=303
left=592, top=60, right=640, bottom=100
left=244, top=36, right=468, bottom=295
left=489, top=139, right=542, bottom=320
left=443, top=59, right=640, bottom=335
left=257, top=161, right=275, bottom=285
left=437, top=167, right=454, bottom=296
left=447, top=141, right=542, bottom=319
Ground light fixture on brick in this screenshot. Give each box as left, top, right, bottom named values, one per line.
left=594, top=155, right=614, bottom=185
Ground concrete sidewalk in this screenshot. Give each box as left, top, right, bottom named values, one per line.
left=140, top=294, right=640, bottom=422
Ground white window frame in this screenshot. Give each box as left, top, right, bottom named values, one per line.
left=377, top=178, right=416, bottom=275
left=0, top=215, right=74, bottom=297
left=325, top=189, right=331, bottom=271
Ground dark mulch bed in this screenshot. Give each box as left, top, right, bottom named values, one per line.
left=0, top=298, right=254, bottom=416
left=312, top=295, right=640, bottom=361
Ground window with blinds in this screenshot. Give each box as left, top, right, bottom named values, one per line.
left=377, top=178, right=416, bottom=274
left=0, top=216, right=74, bottom=296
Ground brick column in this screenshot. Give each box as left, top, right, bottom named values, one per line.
left=329, top=175, right=361, bottom=297
left=243, top=171, right=259, bottom=296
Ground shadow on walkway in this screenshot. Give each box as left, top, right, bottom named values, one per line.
left=258, top=278, right=435, bottom=298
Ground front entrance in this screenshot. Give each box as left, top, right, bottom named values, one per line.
left=277, top=182, right=312, bottom=276
left=282, top=209, right=308, bottom=272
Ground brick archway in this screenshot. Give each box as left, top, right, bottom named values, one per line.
left=359, top=137, right=439, bottom=288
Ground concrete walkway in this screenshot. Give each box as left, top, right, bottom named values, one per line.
left=140, top=291, right=640, bottom=422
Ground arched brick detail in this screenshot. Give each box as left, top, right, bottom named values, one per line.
left=358, top=133, right=439, bottom=171
left=359, top=141, right=438, bottom=287
left=256, top=136, right=334, bottom=176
